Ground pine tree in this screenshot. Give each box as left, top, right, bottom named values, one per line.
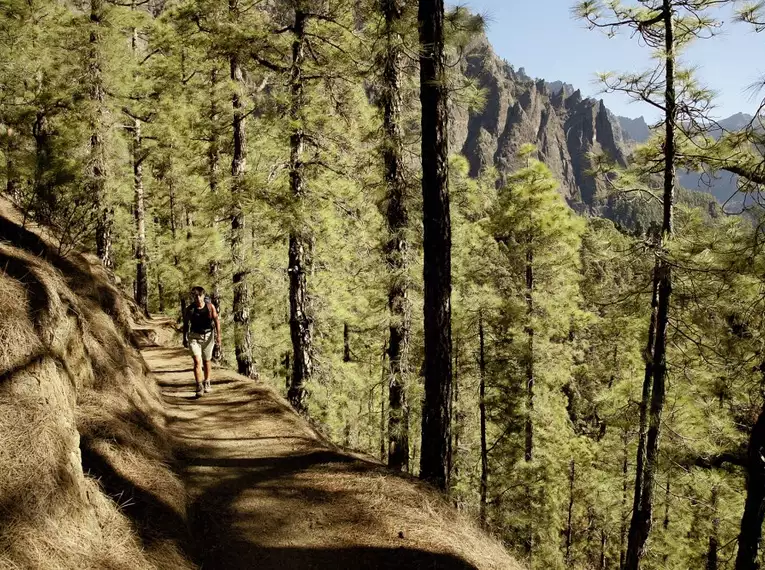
left=418, top=0, right=452, bottom=491
left=576, top=2, right=723, bottom=566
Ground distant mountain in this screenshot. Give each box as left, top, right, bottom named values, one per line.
left=616, top=113, right=754, bottom=209
left=546, top=80, right=576, bottom=97
left=618, top=116, right=651, bottom=143
left=453, top=37, right=629, bottom=209
left=618, top=112, right=754, bottom=143
left=452, top=35, right=729, bottom=222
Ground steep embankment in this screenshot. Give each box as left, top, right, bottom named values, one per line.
left=0, top=199, right=519, bottom=569
left=0, top=199, right=195, bottom=569
left=149, top=345, right=518, bottom=570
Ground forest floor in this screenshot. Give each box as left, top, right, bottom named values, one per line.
left=141, top=323, right=518, bottom=570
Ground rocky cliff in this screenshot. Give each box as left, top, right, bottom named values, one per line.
left=453, top=37, right=629, bottom=209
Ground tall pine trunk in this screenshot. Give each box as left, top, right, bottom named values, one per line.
left=132, top=117, right=148, bottom=315
left=625, top=3, right=675, bottom=567
left=89, top=0, right=112, bottom=269
left=524, top=245, right=534, bottom=462
left=418, top=0, right=452, bottom=491
left=735, top=403, right=765, bottom=570
left=229, top=3, right=255, bottom=377
left=208, top=65, right=222, bottom=318
left=286, top=7, right=313, bottom=413
left=565, top=460, right=576, bottom=566
left=707, top=487, right=718, bottom=570
left=380, top=0, right=410, bottom=472
left=32, top=110, right=53, bottom=223
left=479, top=310, right=488, bottom=526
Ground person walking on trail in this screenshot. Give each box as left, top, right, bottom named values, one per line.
left=182, top=286, right=221, bottom=398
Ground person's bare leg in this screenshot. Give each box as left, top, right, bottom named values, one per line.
left=203, top=360, right=212, bottom=392
left=193, top=356, right=203, bottom=395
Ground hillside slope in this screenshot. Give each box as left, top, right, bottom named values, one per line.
left=0, top=199, right=196, bottom=569
left=151, top=345, right=519, bottom=569
left=0, top=199, right=520, bottom=569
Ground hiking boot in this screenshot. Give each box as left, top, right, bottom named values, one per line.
left=195, top=384, right=203, bottom=398
left=204, top=380, right=212, bottom=393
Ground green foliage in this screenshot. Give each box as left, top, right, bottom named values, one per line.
left=5, top=2, right=765, bottom=569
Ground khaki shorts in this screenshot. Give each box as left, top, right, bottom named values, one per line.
left=189, top=331, right=215, bottom=361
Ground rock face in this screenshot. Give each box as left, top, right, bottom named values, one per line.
left=618, top=115, right=651, bottom=144
left=452, top=38, right=629, bottom=208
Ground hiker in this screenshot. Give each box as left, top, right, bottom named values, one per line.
left=182, top=286, right=221, bottom=397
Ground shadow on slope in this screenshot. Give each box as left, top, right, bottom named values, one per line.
left=187, top=450, right=477, bottom=570
left=149, top=346, right=516, bottom=570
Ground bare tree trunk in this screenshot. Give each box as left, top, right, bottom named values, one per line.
left=208, top=65, right=223, bottom=321
left=566, top=460, right=576, bottom=566
left=418, top=0, right=452, bottom=491
left=132, top=117, right=148, bottom=315
left=707, top=487, right=718, bottom=570
left=625, top=4, right=676, bottom=567
left=452, top=339, right=460, bottom=483
left=209, top=66, right=221, bottom=195
left=380, top=342, right=387, bottom=461
left=735, top=403, right=765, bottom=570
left=479, top=309, right=488, bottom=526
left=380, top=0, right=411, bottom=474
left=4, top=128, right=21, bottom=204
left=287, top=7, right=313, bottom=413
left=157, top=278, right=165, bottom=312
left=343, top=322, right=351, bottom=362
left=601, top=530, right=608, bottom=570
left=89, top=0, right=112, bottom=269
left=229, top=1, right=255, bottom=378
left=524, top=246, right=534, bottom=462
left=620, top=429, right=629, bottom=570
left=32, top=110, right=53, bottom=223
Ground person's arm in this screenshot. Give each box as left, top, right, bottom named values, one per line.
left=211, top=305, right=221, bottom=346
left=182, top=308, right=189, bottom=347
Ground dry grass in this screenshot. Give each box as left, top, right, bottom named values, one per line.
left=152, top=344, right=522, bottom=570
left=0, top=203, right=195, bottom=570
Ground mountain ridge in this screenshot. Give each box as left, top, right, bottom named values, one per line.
left=455, top=34, right=749, bottom=213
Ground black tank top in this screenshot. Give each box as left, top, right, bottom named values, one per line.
left=188, top=303, right=213, bottom=334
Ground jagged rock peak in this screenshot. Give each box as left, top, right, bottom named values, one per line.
left=454, top=34, right=632, bottom=207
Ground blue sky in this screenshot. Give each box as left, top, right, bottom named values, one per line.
left=459, top=0, right=764, bottom=121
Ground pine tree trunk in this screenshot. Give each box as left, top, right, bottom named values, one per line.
left=381, top=0, right=411, bottom=473
left=169, top=181, right=179, bottom=266
left=566, top=460, right=576, bottom=566
left=620, top=429, right=629, bottom=570
left=479, top=309, right=488, bottom=526
left=89, top=0, right=112, bottom=269
left=735, top=403, right=765, bottom=570
left=32, top=110, right=53, bottom=223
left=343, top=322, right=351, bottom=362
left=132, top=117, right=148, bottom=315
left=453, top=340, right=460, bottom=483
left=601, top=530, right=608, bottom=570
left=524, top=246, right=534, bottom=462
left=4, top=129, right=21, bottom=205
left=157, top=279, right=165, bottom=312
left=209, top=67, right=221, bottom=195
left=208, top=65, right=223, bottom=318
left=707, top=487, right=718, bottom=570
left=418, top=0, right=452, bottom=491
left=380, top=342, right=387, bottom=461
left=287, top=8, right=313, bottom=413
left=229, top=11, right=255, bottom=377
left=624, top=4, right=675, bottom=567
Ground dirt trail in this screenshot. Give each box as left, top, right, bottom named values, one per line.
left=142, top=345, right=483, bottom=570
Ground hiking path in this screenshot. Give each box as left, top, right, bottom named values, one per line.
left=141, top=341, right=487, bottom=570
